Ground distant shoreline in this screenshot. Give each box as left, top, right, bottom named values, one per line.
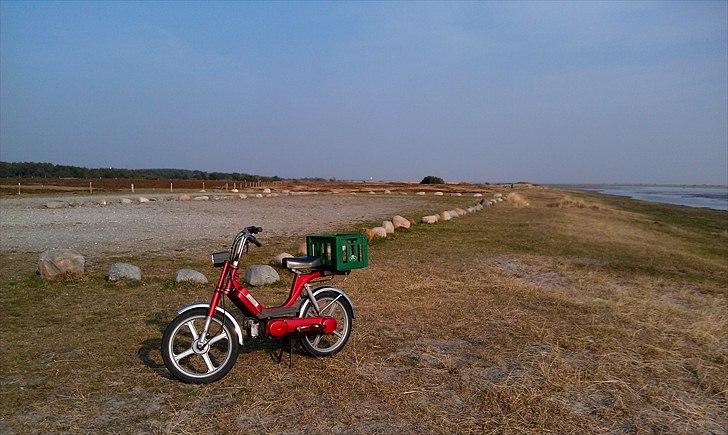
left=554, top=184, right=727, bottom=212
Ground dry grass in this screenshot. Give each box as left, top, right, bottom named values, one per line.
left=506, top=192, right=529, bottom=207
left=549, top=195, right=602, bottom=210
left=1, top=188, right=727, bottom=433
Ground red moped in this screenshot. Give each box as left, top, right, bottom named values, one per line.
left=161, top=226, right=355, bottom=383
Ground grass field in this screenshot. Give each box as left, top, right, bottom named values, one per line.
left=1, top=188, right=726, bottom=433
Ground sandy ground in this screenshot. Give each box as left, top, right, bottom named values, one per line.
left=0, top=193, right=439, bottom=255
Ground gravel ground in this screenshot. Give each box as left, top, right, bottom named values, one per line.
left=0, top=193, right=437, bottom=255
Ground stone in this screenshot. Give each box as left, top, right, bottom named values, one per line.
left=382, top=221, right=395, bottom=234
left=244, top=265, right=280, bottom=286
left=239, top=194, right=248, bottom=199
left=416, top=192, right=426, bottom=195
left=474, top=193, right=483, bottom=197
left=297, top=242, right=308, bottom=255
left=421, top=215, right=438, bottom=224
left=392, top=215, right=411, bottom=230
left=254, top=194, right=263, bottom=198
left=231, top=189, right=239, bottom=193
left=95, top=199, right=107, bottom=206
left=369, top=191, right=375, bottom=194
left=448, top=209, right=459, bottom=218
left=270, top=252, right=294, bottom=267
left=178, top=194, right=191, bottom=201
left=262, top=188, right=272, bottom=194
left=467, top=206, right=476, bottom=213
left=455, top=208, right=467, bottom=216
left=384, top=190, right=392, bottom=194
left=451, top=193, right=462, bottom=196
left=138, top=197, right=150, bottom=203
left=494, top=193, right=503, bottom=199
left=44, top=201, right=68, bottom=209
left=371, top=227, right=387, bottom=238
left=439, top=211, right=452, bottom=221
left=120, top=198, right=133, bottom=204
left=173, top=268, right=208, bottom=284
left=213, top=196, right=226, bottom=201
left=37, top=249, right=85, bottom=279
left=433, top=191, right=444, bottom=196
left=497, top=198, right=504, bottom=202
left=270, top=193, right=279, bottom=197
left=107, top=262, right=141, bottom=282
left=193, top=196, right=209, bottom=201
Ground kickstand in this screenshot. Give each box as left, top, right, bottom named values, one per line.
left=274, top=338, right=294, bottom=368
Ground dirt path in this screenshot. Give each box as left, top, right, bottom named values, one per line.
left=0, top=194, right=439, bottom=255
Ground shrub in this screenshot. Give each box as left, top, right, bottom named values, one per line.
left=420, top=176, right=444, bottom=184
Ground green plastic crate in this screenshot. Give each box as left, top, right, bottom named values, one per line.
left=306, top=233, right=368, bottom=272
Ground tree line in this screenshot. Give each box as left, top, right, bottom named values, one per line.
left=0, top=161, right=287, bottom=181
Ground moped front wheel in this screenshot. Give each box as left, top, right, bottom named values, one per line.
left=300, top=290, right=353, bottom=357
left=161, top=308, right=239, bottom=384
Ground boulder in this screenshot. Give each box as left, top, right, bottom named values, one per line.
left=474, top=193, right=483, bottom=197
left=371, top=227, right=387, bottom=238
left=454, top=208, right=467, bottom=216
left=416, top=192, right=426, bottom=195
left=173, top=269, right=208, bottom=284
left=262, top=188, right=272, bottom=194
left=107, top=262, right=141, bottom=282
left=392, top=215, right=411, bottom=230
left=44, top=201, right=69, bottom=209
left=439, top=211, right=452, bottom=221
left=178, top=194, right=191, bottom=201
left=239, top=194, right=248, bottom=199
left=193, top=196, right=209, bottom=201
left=270, top=252, right=294, bottom=267
left=382, top=221, right=395, bottom=234
left=448, top=209, right=459, bottom=218
left=433, top=191, right=444, bottom=196
left=497, top=198, right=504, bottom=202
left=297, top=242, right=308, bottom=255
left=138, top=197, right=150, bottom=203
left=467, top=206, right=476, bottom=213
left=494, top=193, right=503, bottom=199
left=244, top=265, right=280, bottom=286
left=37, top=249, right=85, bottom=279
left=120, top=198, right=133, bottom=204
left=421, top=215, right=438, bottom=224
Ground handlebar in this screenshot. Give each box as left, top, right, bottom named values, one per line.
left=246, top=226, right=263, bottom=234
left=248, top=236, right=262, bottom=247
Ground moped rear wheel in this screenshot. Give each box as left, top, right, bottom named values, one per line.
left=161, top=308, right=239, bottom=384
left=300, top=290, right=353, bottom=357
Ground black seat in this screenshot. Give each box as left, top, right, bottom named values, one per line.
left=282, top=256, right=322, bottom=270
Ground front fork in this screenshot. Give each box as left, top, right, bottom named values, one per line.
left=199, top=290, right=222, bottom=344
left=199, top=263, right=229, bottom=345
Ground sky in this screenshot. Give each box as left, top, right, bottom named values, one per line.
left=1, top=1, right=726, bottom=184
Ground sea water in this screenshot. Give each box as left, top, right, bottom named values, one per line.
left=572, top=185, right=727, bottom=211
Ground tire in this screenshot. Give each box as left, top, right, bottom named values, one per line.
left=161, top=308, right=240, bottom=384
left=299, top=290, right=353, bottom=357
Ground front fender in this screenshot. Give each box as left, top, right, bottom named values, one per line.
left=176, top=302, right=244, bottom=345
left=298, top=287, right=355, bottom=318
